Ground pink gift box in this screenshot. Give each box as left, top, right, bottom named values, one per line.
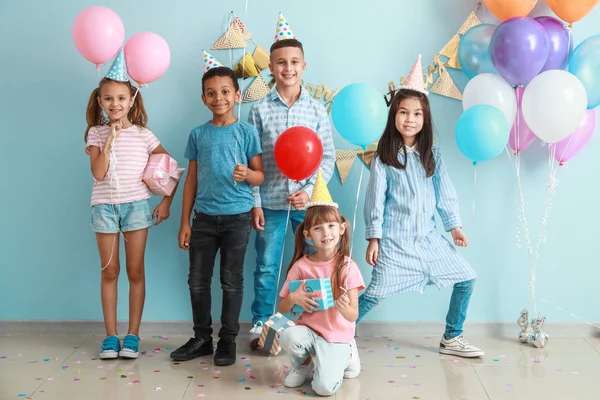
left=143, top=154, right=185, bottom=196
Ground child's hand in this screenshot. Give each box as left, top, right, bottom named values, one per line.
left=287, top=190, right=309, bottom=210
left=251, top=207, right=265, bottom=231
left=366, top=239, right=379, bottom=266
left=335, top=293, right=350, bottom=312
left=291, top=281, right=319, bottom=313
left=152, top=200, right=170, bottom=226
left=109, top=120, right=123, bottom=136
left=233, top=164, right=248, bottom=182
left=451, top=228, right=468, bottom=247
left=178, top=222, right=191, bottom=250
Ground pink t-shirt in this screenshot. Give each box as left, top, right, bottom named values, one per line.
left=280, top=255, right=365, bottom=344
left=85, top=125, right=160, bottom=206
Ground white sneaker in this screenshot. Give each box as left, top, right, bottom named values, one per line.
left=249, top=322, right=264, bottom=350
left=344, top=339, right=361, bottom=378
left=439, top=335, right=484, bottom=358
left=283, top=360, right=314, bottom=388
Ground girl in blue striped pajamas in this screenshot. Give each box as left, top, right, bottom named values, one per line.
left=358, top=87, right=484, bottom=358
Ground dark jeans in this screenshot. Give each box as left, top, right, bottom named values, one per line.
left=189, top=210, right=251, bottom=342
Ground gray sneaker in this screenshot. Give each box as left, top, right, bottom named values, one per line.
left=439, top=335, right=484, bottom=358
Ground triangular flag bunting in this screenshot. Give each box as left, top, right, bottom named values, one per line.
left=242, top=75, right=271, bottom=103
left=335, top=150, right=357, bottom=185
left=253, top=45, right=270, bottom=71
left=232, top=16, right=253, bottom=39
left=430, top=57, right=462, bottom=100
left=212, top=16, right=249, bottom=49
left=458, top=10, right=481, bottom=35
left=439, top=34, right=461, bottom=70
left=358, top=143, right=378, bottom=168
left=233, top=53, right=260, bottom=79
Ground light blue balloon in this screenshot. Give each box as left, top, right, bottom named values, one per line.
left=331, top=83, right=388, bottom=148
left=455, top=105, right=509, bottom=163
left=458, top=24, right=498, bottom=80
left=569, top=35, right=600, bottom=109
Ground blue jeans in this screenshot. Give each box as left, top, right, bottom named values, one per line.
left=357, top=279, right=475, bottom=339
left=251, top=208, right=306, bottom=325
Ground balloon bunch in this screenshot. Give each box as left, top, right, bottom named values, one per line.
left=456, top=0, right=599, bottom=165
left=72, top=6, right=170, bottom=87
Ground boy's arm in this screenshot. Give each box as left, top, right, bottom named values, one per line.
left=178, top=160, right=197, bottom=250
left=248, top=106, right=263, bottom=208
left=243, top=154, right=264, bottom=186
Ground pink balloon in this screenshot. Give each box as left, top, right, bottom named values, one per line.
left=553, top=109, right=597, bottom=165
left=509, top=86, right=537, bottom=154
left=124, top=32, right=171, bottom=85
left=72, top=6, right=125, bottom=68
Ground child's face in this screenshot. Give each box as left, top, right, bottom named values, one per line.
left=202, top=76, right=241, bottom=117
left=304, top=221, right=346, bottom=254
left=97, top=81, right=132, bottom=122
left=395, top=98, right=424, bottom=143
left=269, top=47, right=306, bottom=89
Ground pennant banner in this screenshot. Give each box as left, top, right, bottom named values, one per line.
left=253, top=45, right=270, bottom=71
left=233, top=53, right=260, bottom=79
left=335, top=150, right=358, bottom=185
left=212, top=16, right=251, bottom=49
left=242, top=75, right=271, bottom=103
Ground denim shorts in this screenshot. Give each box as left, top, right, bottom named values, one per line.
left=91, top=199, right=153, bottom=233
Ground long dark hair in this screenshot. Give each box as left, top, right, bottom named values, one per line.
left=84, top=78, right=148, bottom=142
left=287, top=206, right=351, bottom=300
left=376, top=89, right=435, bottom=177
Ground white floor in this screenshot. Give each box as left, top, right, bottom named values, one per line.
left=2, top=331, right=600, bottom=399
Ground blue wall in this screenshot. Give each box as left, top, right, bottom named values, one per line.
left=2, top=0, right=599, bottom=325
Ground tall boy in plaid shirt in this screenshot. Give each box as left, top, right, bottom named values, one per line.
left=247, top=19, right=335, bottom=348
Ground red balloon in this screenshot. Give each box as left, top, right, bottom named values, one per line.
left=274, top=126, right=323, bottom=182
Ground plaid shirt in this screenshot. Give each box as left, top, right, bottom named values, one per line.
left=248, top=87, right=335, bottom=210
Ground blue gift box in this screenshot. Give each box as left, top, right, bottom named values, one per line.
left=288, top=278, right=334, bottom=313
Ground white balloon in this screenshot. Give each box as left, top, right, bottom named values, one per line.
left=522, top=70, right=588, bottom=144
left=462, top=73, right=517, bottom=127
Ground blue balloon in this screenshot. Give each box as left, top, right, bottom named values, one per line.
left=458, top=24, right=498, bottom=80
left=455, top=105, right=510, bottom=163
left=331, top=83, right=388, bottom=148
left=569, top=34, right=600, bottom=109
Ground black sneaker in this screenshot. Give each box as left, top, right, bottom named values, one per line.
left=170, top=338, right=213, bottom=361
left=214, top=340, right=236, bottom=366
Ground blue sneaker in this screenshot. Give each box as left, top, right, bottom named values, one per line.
left=119, top=334, right=140, bottom=359
left=100, top=335, right=120, bottom=359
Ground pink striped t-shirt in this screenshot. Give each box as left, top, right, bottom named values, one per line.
left=85, top=125, right=160, bottom=206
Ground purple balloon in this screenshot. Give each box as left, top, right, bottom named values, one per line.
left=509, top=87, right=537, bottom=154
left=553, top=109, right=597, bottom=165
left=490, top=17, right=549, bottom=86
left=535, top=16, right=572, bottom=72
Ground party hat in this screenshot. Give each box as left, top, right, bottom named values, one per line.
left=106, top=48, right=129, bottom=82
left=306, top=170, right=338, bottom=209
left=202, top=49, right=224, bottom=73
left=274, top=12, right=296, bottom=42
left=400, top=54, right=429, bottom=95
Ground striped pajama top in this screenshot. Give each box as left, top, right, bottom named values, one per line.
left=363, top=146, right=476, bottom=298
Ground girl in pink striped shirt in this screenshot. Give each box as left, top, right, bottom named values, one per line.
left=85, top=76, right=177, bottom=359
